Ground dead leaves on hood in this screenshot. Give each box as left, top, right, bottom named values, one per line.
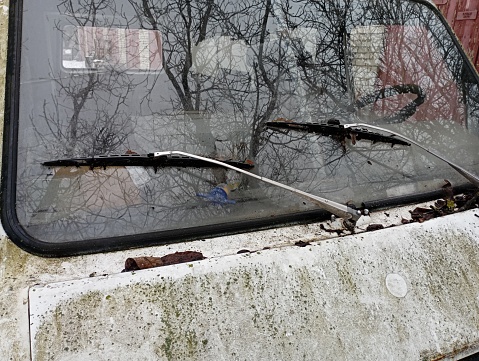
left=124, top=251, right=205, bottom=272
left=408, top=181, right=478, bottom=223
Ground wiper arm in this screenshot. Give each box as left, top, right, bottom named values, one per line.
left=43, top=150, right=362, bottom=229
left=344, top=123, right=479, bottom=188
left=151, top=151, right=362, bottom=230
left=42, top=152, right=255, bottom=170
left=266, top=119, right=411, bottom=147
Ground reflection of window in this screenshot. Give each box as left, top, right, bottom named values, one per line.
left=191, top=28, right=319, bottom=77
left=350, top=25, right=386, bottom=95
left=62, top=26, right=163, bottom=72
left=192, top=36, right=251, bottom=76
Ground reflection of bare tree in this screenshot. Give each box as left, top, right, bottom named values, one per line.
left=124, top=0, right=282, bottom=161
left=30, top=0, right=145, bottom=158
left=16, top=0, right=479, bottom=243
left=34, top=68, right=137, bottom=157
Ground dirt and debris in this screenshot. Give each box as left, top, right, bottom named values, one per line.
left=119, top=189, right=477, bottom=273
left=407, top=187, right=478, bottom=223
left=320, top=223, right=344, bottom=235
left=457, top=192, right=479, bottom=211
left=295, top=241, right=311, bottom=247
left=364, top=185, right=478, bottom=229
left=123, top=251, right=205, bottom=272
left=89, top=272, right=108, bottom=277
left=410, top=207, right=437, bottom=223
left=366, top=224, right=385, bottom=232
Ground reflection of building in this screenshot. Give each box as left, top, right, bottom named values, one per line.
left=433, top=0, right=479, bottom=70
left=63, top=26, right=163, bottom=72
left=351, top=25, right=464, bottom=123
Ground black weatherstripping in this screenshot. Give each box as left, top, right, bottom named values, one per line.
left=1, top=0, right=26, bottom=252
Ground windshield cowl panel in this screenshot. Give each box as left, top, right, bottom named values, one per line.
left=6, top=0, right=479, bottom=253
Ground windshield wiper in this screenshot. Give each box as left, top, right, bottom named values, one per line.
left=267, top=119, right=479, bottom=187
left=343, top=123, right=479, bottom=188
left=266, top=119, right=411, bottom=147
left=44, top=150, right=362, bottom=230
left=42, top=152, right=255, bottom=170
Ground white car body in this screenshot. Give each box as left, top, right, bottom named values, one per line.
left=1, top=1, right=479, bottom=360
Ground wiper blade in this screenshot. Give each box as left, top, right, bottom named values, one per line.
left=267, top=119, right=479, bottom=186
left=266, top=119, right=411, bottom=147
left=42, top=153, right=255, bottom=170
left=344, top=123, right=479, bottom=188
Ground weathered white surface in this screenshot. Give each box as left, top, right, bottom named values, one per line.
left=0, top=199, right=425, bottom=361
left=0, top=194, right=402, bottom=360
left=28, top=209, right=479, bottom=361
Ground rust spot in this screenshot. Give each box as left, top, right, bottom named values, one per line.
left=421, top=339, right=479, bottom=361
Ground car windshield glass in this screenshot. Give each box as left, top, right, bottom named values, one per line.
left=14, top=0, right=479, bottom=245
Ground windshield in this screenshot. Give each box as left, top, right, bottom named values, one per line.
left=11, top=0, right=479, bottom=247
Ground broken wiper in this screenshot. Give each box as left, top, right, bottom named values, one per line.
left=42, top=152, right=255, bottom=170
left=266, top=119, right=411, bottom=147
left=343, top=123, right=479, bottom=188
left=44, top=150, right=362, bottom=230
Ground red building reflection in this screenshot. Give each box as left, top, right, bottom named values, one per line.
left=433, top=0, right=479, bottom=71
